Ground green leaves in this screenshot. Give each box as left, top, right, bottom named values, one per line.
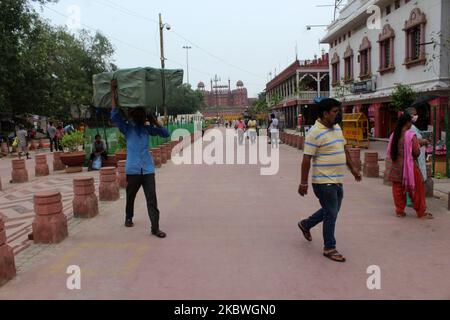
left=166, top=84, right=206, bottom=116
left=391, top=84, right=417, bottom=112
left=0, top=0, right=115, bottom=120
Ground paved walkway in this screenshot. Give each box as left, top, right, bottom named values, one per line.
left=1, top=132, right=450, bottom=299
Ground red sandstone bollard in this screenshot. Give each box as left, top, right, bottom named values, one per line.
left=151, top=148, right=162, bottom=168
left=363, top=152, right=379, bottom=178
left=53, top=151, right=65, bottom=171
left=349, top=148, right=362, bottom=172
left=73, top=177, right=99, bottom=218
left=160, top=145, right=167, bottom=164
left=11, top=159, right=29, bottom=183
left=31, top=192, right=68, bottom=244
left=117, top=160, right=127, bottom=189
left=163, top=143, right=172, bottom=161
left=0, top=216, right=16, bottom=286
left=426, top=163, right=434, bottom=198
left=35, top=154, right=50, bottom=177
left=1, top=142, right=8, bottom=156
left=99, top=167, right=120, bottom=201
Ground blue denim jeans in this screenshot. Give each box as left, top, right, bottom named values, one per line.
left=302, top=184, right=344, bottom=250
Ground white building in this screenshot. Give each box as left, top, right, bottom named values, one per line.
left=321, top=0, right=450, bottom=138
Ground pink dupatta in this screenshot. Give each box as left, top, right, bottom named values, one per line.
left=386, top=129, right=416, bottom=192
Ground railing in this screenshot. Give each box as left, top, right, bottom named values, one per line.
left=280, top=91, right=331, bottom=103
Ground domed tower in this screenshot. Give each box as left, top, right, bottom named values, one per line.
left=197, top=81, right=205, bottom=91
left=236, top=80, right=244, bottom=89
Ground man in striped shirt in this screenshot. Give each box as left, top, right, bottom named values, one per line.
left=297, top=98, right=361, bottom=263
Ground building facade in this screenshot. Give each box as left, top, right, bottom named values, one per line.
left=265, top=53, right=330, bottom=129
left=321, top=0, right=450, bottom=138
left=197, top=80, right=249, bottom=118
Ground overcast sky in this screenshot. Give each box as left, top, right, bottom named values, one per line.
left=36, top=0, right=336, bottom=97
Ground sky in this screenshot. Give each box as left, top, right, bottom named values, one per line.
left=35, top=0, right=336, bottom=97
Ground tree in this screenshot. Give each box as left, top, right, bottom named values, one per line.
left=391, top=84, right=417, bottom=112
left=166, top=84, right=206, bottom=116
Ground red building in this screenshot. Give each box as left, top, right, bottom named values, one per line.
left=197, top=80, right=249, bottom=118
left=265, top=53, right=330, bottom=129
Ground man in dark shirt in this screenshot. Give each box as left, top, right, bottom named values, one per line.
left=88, top=134, right=108, bottom=171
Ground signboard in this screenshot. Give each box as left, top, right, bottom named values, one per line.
left=351, top=80, right=376, bottom=94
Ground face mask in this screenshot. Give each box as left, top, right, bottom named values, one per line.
left=412, top=115, right=419, bottom=123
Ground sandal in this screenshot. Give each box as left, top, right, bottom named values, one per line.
left=323, top=249, right=346, bottom=262
left=298, top=221, right=312, bottom=242
left=396, top=212, right=406, bottom=218
left=420, top=213, right=433, bottom=220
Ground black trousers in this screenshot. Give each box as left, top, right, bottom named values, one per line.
left=126, top=174, right=160, bottom=232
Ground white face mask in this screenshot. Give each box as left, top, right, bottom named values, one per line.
left=412, top=115, right=419, bottom=123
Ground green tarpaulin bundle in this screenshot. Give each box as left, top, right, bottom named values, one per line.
left=93, top=67, right=184, bottom=108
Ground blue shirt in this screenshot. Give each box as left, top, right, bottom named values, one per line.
left=111, top=108, right=170, bottom=175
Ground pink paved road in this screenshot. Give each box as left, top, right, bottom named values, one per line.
left=0, top=136, right=450, bottom=299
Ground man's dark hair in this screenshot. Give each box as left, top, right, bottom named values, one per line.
left=316, top=98, right=342, bottom=119
left=49, top=122, right=53, bottom=126
left=271, top=114, right=275, bottom=119
left=95, top=134, right=101, bottom=139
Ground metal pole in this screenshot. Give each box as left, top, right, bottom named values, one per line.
left=183, top=46, right=191, bottom=86
left=159, top=13, right=169, bottom=136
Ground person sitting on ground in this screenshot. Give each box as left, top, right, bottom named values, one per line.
left=88, top=134, right=108, bottom=171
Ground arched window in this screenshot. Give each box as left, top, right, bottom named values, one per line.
left=359, top=37, right=372, bottom=79
left=343, top=45, right=354, bottom=82
left=403, top=8, right=427, bottom=68
left=331, top=52, right=340, bottom=86
left=378, top=24, right=395, bottom=74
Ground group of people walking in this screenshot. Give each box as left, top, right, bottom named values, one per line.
left=46, top=122, right=74, bottom=152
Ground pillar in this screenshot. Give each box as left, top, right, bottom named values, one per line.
left=0, top=216, right=16, bottom=286
left=11, top=159, right=29, bottom=183
left=32, top=192, right=68, bottom=244
left=372, top=103, right=383, bottom=138
left=151, top=148, right=162, bottom=168
left=99, top=167, right=120, bottom=201
left=35, top=154, right=50, bottom=177
left=53, top=152, right=66, bottom=171
left=73, top=177, right=99, bottom=218
left=363, top=152, right=379, bottom=177
left=117, top=160, right=127, bottom=189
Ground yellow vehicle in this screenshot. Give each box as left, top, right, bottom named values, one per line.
left=342, top=113, right=370, bottom=148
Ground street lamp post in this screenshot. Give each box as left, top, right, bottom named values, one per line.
left=182, top=45, right=192, bottom=86
left=159, top=13, right=171, bottom=132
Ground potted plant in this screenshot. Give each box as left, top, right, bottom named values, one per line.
left=115, top=132, right=127, bottom=161
left=60, top=131, right=86, bottom=173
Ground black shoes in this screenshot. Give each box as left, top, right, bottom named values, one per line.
left=151, top=230, right=167, bottom=238
left=125, top=219, right=134, bottom=228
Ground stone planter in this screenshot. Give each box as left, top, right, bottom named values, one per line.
left=73, top=177, right=99, bottom=218
left=151, top=148, right=162, bottom=168
left=35, top=154, right=50, bottom=177
left=60, top=152, right=86, bottom=173
left=32, top=192, right=68, bottom=244
left=99, top=167, right=120, bottom=201
left=53, top=152, right=66, bottom=171
left=117, top=160, right=127, bottom=189
left=297, top=136, right=304, bottom=150
left=11, top=159, right=29, bottom=183
left=0, top=217, right=16, bottom=286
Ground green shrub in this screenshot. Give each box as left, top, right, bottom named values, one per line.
left=60, top=130, right=85, bottom=152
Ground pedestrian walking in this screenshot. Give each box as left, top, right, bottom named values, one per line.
left=17, top=125, right=31, bottom=160
left=297, top=98, right=361, bottom=263
left=110, top=80, right=170, bottom=238
left=236, top=119, right=246, bottom=145
left=384, top=113, right=433, bottom=220
left=47, top=122, right=57, bottom=152
left=269, top=114, right=279, bottom=148
left=247, top=117, right=258, bottom=144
